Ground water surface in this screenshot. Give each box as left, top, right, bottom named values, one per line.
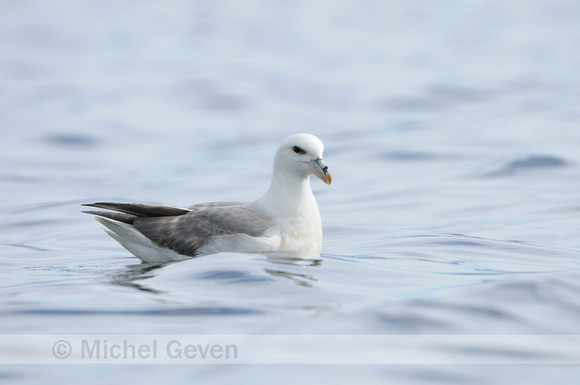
left=1, top=0, right=580, bottom=384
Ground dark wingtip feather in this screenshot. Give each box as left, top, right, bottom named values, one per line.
left=83, top=210, right=136, bottom=224
left=82, top=202, right=190, bottom=217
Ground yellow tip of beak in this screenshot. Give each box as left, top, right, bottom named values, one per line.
left=324, top=172, right=332, bottom=185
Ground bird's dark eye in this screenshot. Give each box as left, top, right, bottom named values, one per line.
left=293, top=146, right=307, bottom=155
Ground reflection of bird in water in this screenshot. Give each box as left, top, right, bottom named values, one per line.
left=110, top=263, right=167, bottom=294
left=262, top=251, right=322, bottom=287
left=110, top=252, right=323, bottom=294
left=264, top=269, right=318, bottom=288
left=84, top=134, right=332, bottom=263
left=261, top=251, right=323, bottom=266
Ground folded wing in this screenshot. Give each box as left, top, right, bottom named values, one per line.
left=83, top=202, right=280, bottom=260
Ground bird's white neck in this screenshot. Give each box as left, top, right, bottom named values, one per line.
left=257, top=172, right=316, bottom=217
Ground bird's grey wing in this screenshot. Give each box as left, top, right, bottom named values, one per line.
left=132, top=203, right=278, bottom=257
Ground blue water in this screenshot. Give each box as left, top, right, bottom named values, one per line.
left=1, top=1, right=580, bottom=383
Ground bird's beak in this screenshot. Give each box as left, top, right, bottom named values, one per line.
left=310, top=158, right=332, bottom=185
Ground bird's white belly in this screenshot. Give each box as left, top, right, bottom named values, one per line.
left=278, top=215, right=322, bottom=256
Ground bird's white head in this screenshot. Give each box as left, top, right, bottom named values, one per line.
left=273, top=133, right=332, bottom=185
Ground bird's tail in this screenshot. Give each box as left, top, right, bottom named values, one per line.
left=86, top=213, right=186, bottom=263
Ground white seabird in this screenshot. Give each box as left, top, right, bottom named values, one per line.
left=83, top=133, right=332, bottom=263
